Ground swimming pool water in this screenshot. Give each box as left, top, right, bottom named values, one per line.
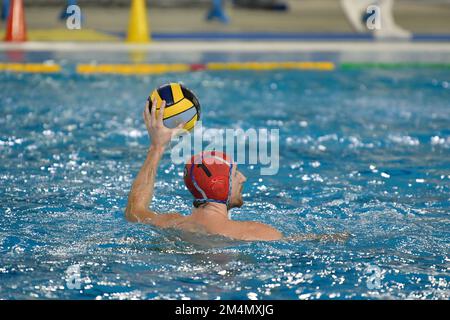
left=0, top=63, right=449, bottom=299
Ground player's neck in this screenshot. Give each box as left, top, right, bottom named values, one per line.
left=193, top=202, right=229, bottom=220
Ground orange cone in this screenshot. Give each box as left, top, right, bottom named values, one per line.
left=4, top=0, right=27, bottom=42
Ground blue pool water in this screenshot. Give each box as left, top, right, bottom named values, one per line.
left=1, top=57, right=449, bottom=299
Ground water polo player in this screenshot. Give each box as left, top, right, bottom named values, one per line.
left=125, top=98, right=350, bottom=242
left=125, top=98, right=283, bottom=241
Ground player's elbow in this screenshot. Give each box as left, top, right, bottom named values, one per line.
left=125, top=205, right=158, bottom=224
left=125, top=204, right=148, bottom=223
left=125, top=206, right=138, bottom=223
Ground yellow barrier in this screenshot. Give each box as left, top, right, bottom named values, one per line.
left=76, top=61, right=335, bottom=74
left=0, top=63, right=61, bottom=73
left=0, top=62, right=335, bottom=74
left=207, top=61, right=335, bottom=71
left=77, top=63, right=190, bottom=74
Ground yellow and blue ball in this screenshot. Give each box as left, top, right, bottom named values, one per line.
left=149, top=83, right=201, bottom=131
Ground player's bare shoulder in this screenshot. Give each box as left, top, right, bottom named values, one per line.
left=153, top=212, right=187, bottom=228
left=207, top=219, right=282, bottom=241
left=240, top=221, right=283, bottom=241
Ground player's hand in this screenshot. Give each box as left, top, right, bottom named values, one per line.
left=143, top=98, right=185, bottom=148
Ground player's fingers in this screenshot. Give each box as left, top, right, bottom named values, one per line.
left=150, top=98, right=157, bottom=126
left=158, top=100, right=166, bottom=125
left=144, top=100, right=150, bottom=122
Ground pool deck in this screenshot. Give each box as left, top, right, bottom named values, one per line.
left=2, top=40, right=450, bottom=52
left=1, top=0, right=450, bottom=42
left=1, top=1, right=450, bottom=70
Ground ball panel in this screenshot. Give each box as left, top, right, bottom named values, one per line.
left=149, top=89, right=163, bottom=109
left=170, top=83, right=184, bottom=103
left=181, top=86, right=201, bottom=120
left=162, top=98, right=193, bottom=119
left=184, top=113, right=199, bottom=131
left=163, top=106, right=197, bottom=129
left=157, top=84, right=174, bottom=106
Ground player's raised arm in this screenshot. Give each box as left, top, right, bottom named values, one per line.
left=125, top=99, right=184, bottom=224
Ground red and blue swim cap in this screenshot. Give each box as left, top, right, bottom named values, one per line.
left=184, top=151, right=234, bottom=207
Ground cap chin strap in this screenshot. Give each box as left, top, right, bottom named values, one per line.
left=193, top=198, right=226, bottom=206
left=226, top=163, right=233, bottom=206
left=226, top=164, right=233, bottom=220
